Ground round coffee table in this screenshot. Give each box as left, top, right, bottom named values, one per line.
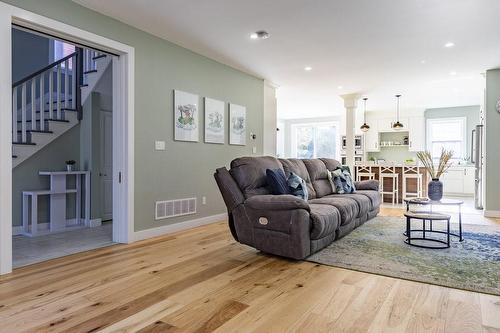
left=404, top=197, right=464, bottom=241
left=404, top=211, right=452, bottom=249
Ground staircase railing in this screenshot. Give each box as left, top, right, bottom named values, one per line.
left=12, top=51, right=81, bottom=144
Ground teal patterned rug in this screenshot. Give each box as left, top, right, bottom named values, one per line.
left=307, top=216, right=500, bottom=295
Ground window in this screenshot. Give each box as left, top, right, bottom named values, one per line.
left=291, top=123, right=338, bottom=159
left=51, top=40, right=75, bottom=69
left=426, top=117, right=466, bottom=160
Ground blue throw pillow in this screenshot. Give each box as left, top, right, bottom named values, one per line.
left=287, top=172, right=309, bottom=200
left=266, top=169, right=290, bottom=195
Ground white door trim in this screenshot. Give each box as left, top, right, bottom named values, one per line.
left=0, top=2, right=135, bottom=274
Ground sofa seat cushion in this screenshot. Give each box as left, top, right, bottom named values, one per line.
left=355, top=190, right=381, bottom=209
left=309, top=204, right=340, bottom=240
left=308, top=196, right=359, bottom=226
left=334, top=193, right=371, bottom=216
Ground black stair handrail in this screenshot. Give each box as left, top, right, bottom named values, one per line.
left=12, top=51, right=77, bottom=88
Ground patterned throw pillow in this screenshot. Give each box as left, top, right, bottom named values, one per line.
left=287, top=172, right=309, bottom=200
left=266, top=169, right=290, bottom=195
left=332, top=166, right=356, bottom=194
left=327, top=170, right=337, bottom=194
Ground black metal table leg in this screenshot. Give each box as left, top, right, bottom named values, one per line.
left=459, top=205, right=463, bottom=241
left=406, top=216, right=411, bottom=245
left=422, top=219, right=426, bottom=239
left=447, top=218, right=450, bottom=247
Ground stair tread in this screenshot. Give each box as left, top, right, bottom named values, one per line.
left=81, top=84, right=88, bottom=87
left=92, top=54, right=107, bottom=60
left=84, top=70, right=97, bottom=74
left=16, top=130, right=53, bottom=134
left=13, top=142, right=36, bottom=146
left=17, top=119, right=70, bottom=123
left=46, top=99, right=72, bottom=104
left=12, top=155, right=18, bottom=158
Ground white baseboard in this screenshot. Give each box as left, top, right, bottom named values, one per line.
left=133, top=213, right=227, bottom=242
left=484, top=210, right=500, bottom=217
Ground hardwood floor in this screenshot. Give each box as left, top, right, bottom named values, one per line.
left=1, top=209, right=499, bottom=332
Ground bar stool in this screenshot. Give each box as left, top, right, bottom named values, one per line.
left=379, top=164, right=399, bottom=205
left=355, top=165, right=376, bottom=181
left=403, top=163, right=423, bottom=199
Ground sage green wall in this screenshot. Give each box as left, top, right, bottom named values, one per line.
left=12, top=125, right=81, bottom=227
left=2, top=0, right=264, bottom=231
left=425, top=105, right=480, bottom=160
left=485, top=69, right=500, bottom=213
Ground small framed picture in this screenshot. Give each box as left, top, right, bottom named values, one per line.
left=229, top=103, right=246, bottom=145
left=174, top=90, right=199, bottom=142
left=204, top=98, right=225, bottom=144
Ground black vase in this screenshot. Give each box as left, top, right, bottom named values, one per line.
left=428, top=179, right=443, bottom=201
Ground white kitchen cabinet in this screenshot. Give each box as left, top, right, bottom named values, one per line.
left=364, top=116, right=380, bottom=152
left=408, top=116, right=425, bottom=152
left=377, top=117, right=409, bottom=132
left=442, top=166, right=476, bottom=196
left=463, top=167, right=475, bottom=195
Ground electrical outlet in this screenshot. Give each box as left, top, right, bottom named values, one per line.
left=155, top=140, right=166, bottom=151
left=252, top=147, right=257, bottom=154
left=202, top=196, right=207, bottom=205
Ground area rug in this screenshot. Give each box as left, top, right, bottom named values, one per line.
left=306, top=216, right=500, bottom=295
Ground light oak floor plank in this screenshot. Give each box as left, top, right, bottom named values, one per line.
left=0, top=209, right=497, bottom=333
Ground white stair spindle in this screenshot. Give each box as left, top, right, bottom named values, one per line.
left=64, top=59, right=69, bottom=110
left=49, top=69, right=53, bottom=119
left=21, top=83, right=27, bottom=143
left=71, top=55, right=76, bottom=109
left=57, top=63, right=61, bottom=120
left=40, top=73, right=44, bottom=131
left=31, top=80, right=36, bottom=131
left=12, top=87, right=17, bottom=143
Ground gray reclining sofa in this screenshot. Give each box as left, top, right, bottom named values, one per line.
left=214, top=156, right=380, bottom=259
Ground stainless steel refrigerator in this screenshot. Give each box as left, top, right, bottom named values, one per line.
left=471, top=124, right=484, bottom=209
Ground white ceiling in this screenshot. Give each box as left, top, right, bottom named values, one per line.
left=74, top=0, right=500, bottom=119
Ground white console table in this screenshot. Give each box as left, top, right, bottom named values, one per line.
left=22, top=171, right=90, bottom=236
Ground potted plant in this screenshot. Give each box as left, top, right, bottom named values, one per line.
left=65, top=160, right=76, bottom=172
left=367, top=156, right=376, bottom=165
left=416, top=149, right=453, bottom=201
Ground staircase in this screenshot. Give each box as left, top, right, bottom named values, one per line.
left=12, top=48, right=111, bottom=168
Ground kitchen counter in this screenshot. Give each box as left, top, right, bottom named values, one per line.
left=355, top=164, right=428, bottom=203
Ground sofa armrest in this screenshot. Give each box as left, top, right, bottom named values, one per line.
left=245, top=195, right=310, bottom=211
left=354, top=179, right=380, bottom=191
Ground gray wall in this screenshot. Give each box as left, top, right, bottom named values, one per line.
left=3, top=0, right=264, bottom=232
left=485, top=69, right=500, bottom=213
left=12, top=125, right=81, bottom=227
left=12, top=28, right=50, bottom=83
left=425, top=105, right=480, bottom=160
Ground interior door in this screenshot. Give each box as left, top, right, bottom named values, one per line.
left=100, top=110, right=113, bottom=221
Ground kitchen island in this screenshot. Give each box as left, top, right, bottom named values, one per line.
left=354, top=164, right=429, bottom=204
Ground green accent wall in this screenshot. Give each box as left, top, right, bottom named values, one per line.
left=3, top=0, right=264, bottom=232
left=485, top=69, right=500, bottom=213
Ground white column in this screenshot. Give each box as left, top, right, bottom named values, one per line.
left=341, top=93, right=361, bottom=172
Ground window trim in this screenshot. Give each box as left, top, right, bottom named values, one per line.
left=290, top=121, right=339, bottom=159
left=426, top=117, right=467, bottom=159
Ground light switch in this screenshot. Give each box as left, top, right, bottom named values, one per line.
left=252, top=147, right=257, bottom=154
left=155, top=140, right=166, bottom=151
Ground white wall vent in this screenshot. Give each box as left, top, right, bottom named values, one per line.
left=155, top=197, right=197, bottom=220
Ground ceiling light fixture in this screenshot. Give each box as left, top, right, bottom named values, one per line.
left=392, top=94, right=404, bottom=130
left=444, top=42, right=455, bottom=48
left=450, top=71, right=457, bottom=76
left=250, top=30, right=270, bottom=40
left=304, top=66, right=312, bottom=71
left=360, top=97, right=370, bottom=132
left=420, top=60, right=426, bottom=64
left=337, top=86, right=343, bottom=89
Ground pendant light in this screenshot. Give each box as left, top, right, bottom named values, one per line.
left=360, top=97, right=370, bottom=132
left=392, top=94, right=404, bottom=130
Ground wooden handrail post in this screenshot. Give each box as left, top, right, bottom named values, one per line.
left=76, top=47, right=84, bottom=120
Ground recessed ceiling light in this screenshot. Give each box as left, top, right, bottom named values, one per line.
left=450, top=71, right=457, bottom=75
left=250, top=30, right=270, bottom=40
left=304, top=66, right=312, bottom=71
left=337, top=86, right=343, bottom=89
left=444, top=42, right=455, bottom=48
left=420, top=60, right=426, bottom=64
